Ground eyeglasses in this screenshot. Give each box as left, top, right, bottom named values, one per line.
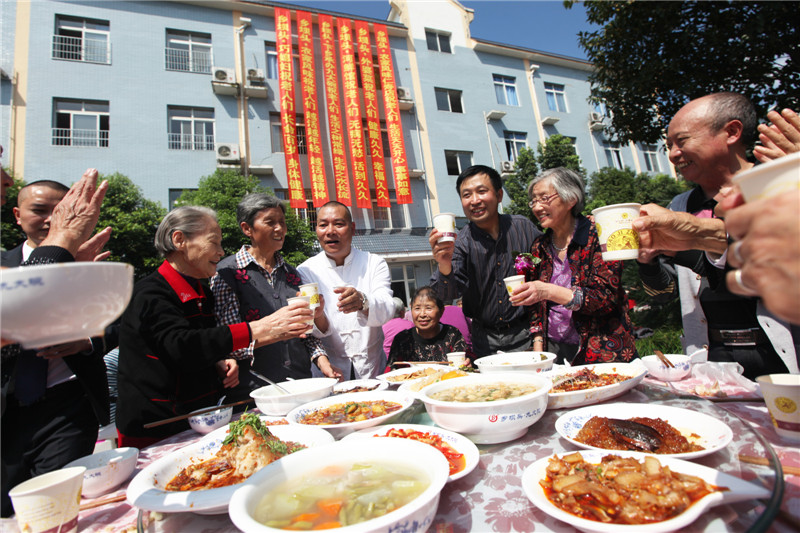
left=528, top=193, right=558, bottom=208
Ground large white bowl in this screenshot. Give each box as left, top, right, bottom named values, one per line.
left=286, top=390, right=416, bottom=439
left=545, top=361, right=648, bottom=410
left=475, top=351, right=557, bottom=373
left=188, top=406, right=232, bottom=434
left=228, top=438, right=449, bottom=533
left=250, top=377, right=338, bottom=416
left=0, top=262, right=134, bottom=349
left=65, top=447, right=139, bottom=499
left=640, top=354, right=692, bottom=381
left=417, top=372, right=552, bottom=444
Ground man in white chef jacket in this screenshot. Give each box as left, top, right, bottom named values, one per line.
left=298, top=201, right=394, bottom=379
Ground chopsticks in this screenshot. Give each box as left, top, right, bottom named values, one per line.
left=142, top=399, right=252, bottom=429
left=80, top=493, right=127, bottom=511
left=654, top=349, right=675, bottom=368
left=393, top=361, right=451, bottom=365
left=738, top=454, right=800, bottom=476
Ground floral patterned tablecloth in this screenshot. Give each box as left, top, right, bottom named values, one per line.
left=3, top=383, right=796, bottom=533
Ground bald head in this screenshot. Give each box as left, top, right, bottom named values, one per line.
left=14, top=181, right=69, bottom=247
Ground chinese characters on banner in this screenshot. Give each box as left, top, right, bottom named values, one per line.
left=318, top=14, right=352, bottom=205
left=275, top=8, right=306, bottom=208
left=374, top=23, right=412, bottom=204
left=337, top=18, right=372, bottom=209
left=297, top=11, right=329, bottom=207
left=355, top=20, right=390, bottom=208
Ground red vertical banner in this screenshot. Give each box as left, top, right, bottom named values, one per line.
left=355, top=21, right=390, bottom=208
left=318, top=14, right=352, bottom=206
left=275, top=8, right=306, bottom=209
left=297, top=11, right=328, bottom=207
left=374, top=23, right=412, bottom=204
left=337, top=18, right=371, bottom=209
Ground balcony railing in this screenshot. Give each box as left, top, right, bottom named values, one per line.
left=52, top=35, right=111, bottom=64
left=165, top=48, right=212, bottom=74
left=168, top=133, right=214, bottom=151
left=52, top=128, right=109, bottom=147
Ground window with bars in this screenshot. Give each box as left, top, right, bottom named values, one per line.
left=165, top=29, right=211, bottom=73
left=445, top=150, right=473, bottom=176
left=544, top=82, right=567, bottom=112
left=52, top=15, right=110, bottom=64
left=369, top=191, right=407, bottom=229
left=168, top=106, right=214, bottom=150
left=52, top=98, right=109, bottom=147
left=642, top=144, right=661, bottom=172
left=504, top=131, right=527, bottom=161
left=434, top=88, right=463, bottom=113
left=271, top=115, right=307, bottom=154
left=425, top=30, right=452, bottom=53
left=493, top=75, right=519, bottom=106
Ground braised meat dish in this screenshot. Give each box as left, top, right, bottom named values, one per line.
left=551, top=368, right=633, bottom=393
left=575, top=416, right=704, bottom=454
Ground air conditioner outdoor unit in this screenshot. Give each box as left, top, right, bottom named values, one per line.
left=212, top=67, right=236, bottom=84
left=397, top=86, right=412, bottom=101
left=216, top=143, right=240, bottom=162
left=500, top=161, right=515, bottom=174
left=589, top=111, right=604, bottom=123
left=247, top=68, right=265, bottom=81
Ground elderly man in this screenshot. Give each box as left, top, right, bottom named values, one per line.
left=636, top=92, right=797, bottom=379
left=429, top=164, right=541, bottom=357
left=297, top=201, right=394, bottom=379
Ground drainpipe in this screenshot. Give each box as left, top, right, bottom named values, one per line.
left=235, top=15, right=251, bottom=177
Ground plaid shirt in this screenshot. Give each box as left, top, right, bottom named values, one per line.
left=211, top=246, right=326, bottom=362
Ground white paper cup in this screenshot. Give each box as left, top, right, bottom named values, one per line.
left=298, top=283, right=320, bottom=310
left=503, top=274, right=525, bottom=296
left=756, top=374, right=800, bottom=441
left=733, top=151, right=800, bottom=202
left=591, top=203, right=641, bottom=261
left=433, top=213, right=457, bottom=243
left=286, top=295, right=314, bottom=325
left=9, top=466, right=85, bottom=533
left=446, top=351, right=467, bottom=367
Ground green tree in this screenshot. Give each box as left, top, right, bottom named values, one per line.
left=537, top=134, right=583, bottom=175
left=503, top=147, right=538, bottom=218
left=584, top=167, right=639, bottom=214
left=1, top=175, right=23, bottom=251
left=96, top=173, right=166, bottom=280
left=178, top=169, right=317, bottom=266
left=571, top=1, right=800, bottom=143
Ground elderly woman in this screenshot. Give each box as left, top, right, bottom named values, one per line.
left=510, top=168, right=636, bottom=365
left=116, top=206, right=313, bottom=447
left=388, top=287, right=467, bottom=366
left=212, top=194, right=342, bottom=403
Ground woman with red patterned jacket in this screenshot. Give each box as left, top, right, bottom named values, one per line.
left=509, top=168, right=637, bottom=365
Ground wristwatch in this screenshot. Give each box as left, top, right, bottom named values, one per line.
left=358, top=291, right=369, bottom=312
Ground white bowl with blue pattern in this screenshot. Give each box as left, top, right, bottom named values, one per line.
left=188, top=406, right=233, bottom=434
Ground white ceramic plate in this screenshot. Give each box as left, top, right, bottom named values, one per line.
left=545, top=362, right=647, bottom=409
left=377, top=365, right=447, bottom=388
left=396, top=369, right=470, bottom=396
left=286, top=390, right=417, bottom=439
left=332, top=378, right=388, bottom=395
left=555, top=403, right=733, bottom=459
left=126, top=422, right=334, bottom=515
left=522, top=450, right=771, bottom=533
left=342, top=423, right=480, bottom=482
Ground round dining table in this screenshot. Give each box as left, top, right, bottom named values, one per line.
left=3, top=381, right=798, bottom=533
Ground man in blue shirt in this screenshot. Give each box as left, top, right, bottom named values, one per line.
left=429, top=165, right=541, bottom=357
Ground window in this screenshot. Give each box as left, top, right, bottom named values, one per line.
left=445, top=150, right=472, bottom=176
left=642, top=144, right=660, bottom=172
left=265, top=42, right=299, bottom=81
left=52, top=98, right=109, bottom=147
left=168, top=106, right=214, bottom=150
left=169, top=188, right=196, bottom=209
left=544, top=82, right=567, bottom=112
left=362, top=122, right=390, bottom=157
left=369, top=191, right=406, bottom=229
left=165, top=30, right=211, bottom=73
left=434, top=88, right=463, bottom=113
left=271, top=115, right=307, bottom=154
left=52, top=15, right=110, bottom=64
left=493, top=75, right=519, bottom=106
left=604, top=143, right=623, bottom=170
left=504, top=131, right=527, bottom=161
left=425, top=30, right=451, bottom=53
left=390, top=264, right=417, bottom=306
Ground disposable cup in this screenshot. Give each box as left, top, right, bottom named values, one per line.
left=756, top=374, right=800, bottom=441
left=591, top=203, right=641, bottom=261
left=447, top=352, right=467, bottom=367
left=433, top=213, right=457, bottom=243
left=9, top=466, right=86, bottom=533
left=503, top=275, right=525, bottom=296
left=286, top=295, right=314, bottom=325
left=298, top=283, right=320, bottom=310
left=733, top=151, right=800, bottom=202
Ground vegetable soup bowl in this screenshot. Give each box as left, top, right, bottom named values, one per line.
left=228, top=438, right=450, bottom=533
left=250, top=377, right=338, bottom=416
left=418, top=372, right=552, bottom=444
